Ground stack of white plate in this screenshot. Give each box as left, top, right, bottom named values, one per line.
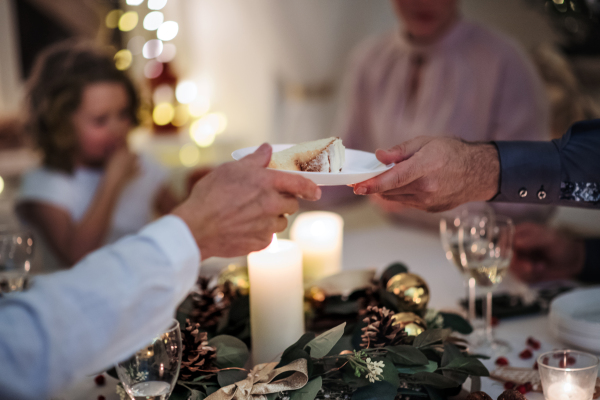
left=549, top=288, right=600, bottom=353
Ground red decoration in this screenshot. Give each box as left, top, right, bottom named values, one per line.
left=504, top=381, right=515, bottom=390
left=519, top=349, right=533, bottom=359
left=98, top=396, right=106, bottom=400
left=526, top=337, right=541, bottom=350
left=516, top=384, right=528, bottom=394
left=94, top=374, right=105, bottom=386
left=495, top=356, right=509, bottom=366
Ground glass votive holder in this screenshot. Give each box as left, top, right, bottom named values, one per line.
left=538, top=350, right=599, bottom=400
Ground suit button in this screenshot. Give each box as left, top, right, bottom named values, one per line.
left=538, top=190, right=547, bottom=200
left=519, top=188, right=528, bottom=198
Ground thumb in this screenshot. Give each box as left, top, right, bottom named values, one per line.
left=240, top=143, right=272, bottom=168
left=376, top=137, right=433, bottom=164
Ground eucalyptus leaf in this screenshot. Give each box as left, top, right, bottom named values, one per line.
left=439, top=312, right=473, bottom=334
left=352, top=381, right=397, bottom=400
left=217, top=369, right=248, bottom=387
left=439, top=357, right=489, bottom=377
left=441, top=343, right=463, bottom=367
left=396, top=360, right=437, bottom=375
left=289, top=376, right=322, bottom=400
left=266, top=394, right=278, bottom=400
left=208, top=335, right=249, bottom=368
left=412, top=329, right=451, bottom=349
left=424, top=386, right=446, bottom=400
left=385, top=345, right=428, bottom=366
left=408, top=371, right=462, bottom=389
left=305, top=323, right=346, bottom=358
left=188, top=389, right=207, bottom=400
left=380, top=355, right=401, bottom=387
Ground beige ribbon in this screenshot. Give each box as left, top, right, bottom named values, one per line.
left=205, top=359, right=309, bottom=400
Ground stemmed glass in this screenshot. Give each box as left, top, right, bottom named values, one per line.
left=459, top=215, right=514, bottom=355
left=0, top=229, right=34, bottom=294
left=439, top=205, right=493, bottom=325
left=116, top=320, right=182, bottom=400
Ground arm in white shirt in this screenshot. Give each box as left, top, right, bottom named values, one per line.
left=0, top=215, right=200, bottom=400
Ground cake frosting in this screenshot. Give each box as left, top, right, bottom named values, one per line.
left=269, top=137, right=345, bottom=173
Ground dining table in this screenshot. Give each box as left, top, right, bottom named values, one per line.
left=57, top=217, right=576, bottom=400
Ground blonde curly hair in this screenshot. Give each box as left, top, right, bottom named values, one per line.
left=26, top=40, right=139, bottom=173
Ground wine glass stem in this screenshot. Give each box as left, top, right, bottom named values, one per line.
left=468, top=277, right=476, bottom=322
left=485, top=291, right=493, bottom=342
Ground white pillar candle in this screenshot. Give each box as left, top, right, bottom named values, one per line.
left=546, top=382, right=590, bottom=400
left=248, top=235, right=304, bottom=365
left=290, top=211, right=344, bottom=283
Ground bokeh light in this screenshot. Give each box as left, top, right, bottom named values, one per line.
left=189, top=114, right=224, bottom=147
left=126, top=0, right=144, bottom=5
left=157, top=21, right=179, bottom=41
left=175, top=81, right=197, bottom=104
left=172, top=104, right=190, bottom=127
left=144, top=60, right=164, bottom=79
left=153, top=84, right=174, bottom=104
left=127, top=36, right=146, bottom=55
left=148, top=0, right=168, bottom=11
left=105, top=10, right=123, bottom=29
left=143, top=11, right=164, bottom=31
left=118, top=11, right=139, bottom=32
left=153, top=103, right=175, bottom=126
left=142, top=39, right=163, bottom=59
left=179, top=144, right=201, bottom=167
left=188, top=97, right=210, bottom=117
left=0, top=176, right=4, bottom=195
left=114, top=49, right=133, bottom=71
left=156, top=43, right=176, bottom=63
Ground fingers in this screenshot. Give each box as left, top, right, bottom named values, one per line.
left=353, top=157, right=422, bottom=195
left=267, top=193, right=299, bottom=216
left=375, top=137, right=433, bottom=165
left=272, top=172, right=322, bottom=201
left=240, top=143, right=273, bottom=168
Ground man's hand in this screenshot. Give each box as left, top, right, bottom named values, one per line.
left=510, top=223, right=585, bottom=283
left=352, top=137, right=500, bottom=212
left=172, top=143, right=321, bottom=259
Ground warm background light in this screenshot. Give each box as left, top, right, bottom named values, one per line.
left=114, top=49, right=133, bottom=71
left=127, top=36, right=145, bottom=55
left=188, top=97, right=210, bottom=117
left=105, top=10, right=123, bottom=29
left=152, top=84, right=174, bottom=104
left=179, top=144, right=201, bottom=167
left=126, top=0, right=144, bottom=5
left=152, top=102, right=175, bottom=126
left=156, top=43, right=177, bottom=63
left=0, top=176, right=4, bottom=195
left=157, top=21, right=179, bottom=41
left=118, top=11, right=138, bottom=32
left=142, top=39, right=163, bottom=59
left=143, top=60, right=163, bottom=79
left=143, top=11, right=164, bottom=31
left=172, top=104, right=190, bottom=127
left=148, top=0, right=168, bottom=11
left=175, top=81, right=197, bottom=104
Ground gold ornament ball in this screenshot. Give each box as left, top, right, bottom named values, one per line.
left=217, top=264, right=249, bottom=295
left=391, top=312, right=427, bottom=337
left=385, top=272, right=430, bottom=312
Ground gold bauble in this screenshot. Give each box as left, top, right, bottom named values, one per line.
left=385, top=272, right=430, bottom=312
left=391, top=312, right=427, bottom=337
left=217, top=264, right=249, bottom=295
left=305, top=286, right=327, bottom=303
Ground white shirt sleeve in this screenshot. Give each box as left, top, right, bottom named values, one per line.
left=0, top=215, right=201, bottom=400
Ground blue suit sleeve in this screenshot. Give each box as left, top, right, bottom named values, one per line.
left=492, top=119, right=600, bottom=208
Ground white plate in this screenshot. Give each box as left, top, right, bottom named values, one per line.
left=231, top=144, right=394, bottom=186
left=550, top=287, right=600, bottom=333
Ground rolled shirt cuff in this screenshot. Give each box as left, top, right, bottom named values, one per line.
left=491, top=140, right=561, bottom=204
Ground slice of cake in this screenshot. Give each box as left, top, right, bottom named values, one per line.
left=269, top=137, right=345, bottom=173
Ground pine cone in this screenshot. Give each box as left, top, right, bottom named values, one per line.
left=497, top=390, right=526, bottom=400
left=360, top=306, right=408, bottom=348
left=188, top=277, right=234, bottom=329
left=465, top=392, right=493, bottom=400
left=180, top=319, right=217, bottom=381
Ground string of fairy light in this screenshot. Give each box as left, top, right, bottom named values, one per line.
left=105, top=0, right=228, bottom=167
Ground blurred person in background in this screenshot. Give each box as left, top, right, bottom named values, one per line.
left=331, top=0, right=551, bottom=226
left=16, top=41, right=179, bottom=270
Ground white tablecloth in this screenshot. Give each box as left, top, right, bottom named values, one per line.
left=60, top=223, right=568, bottom=400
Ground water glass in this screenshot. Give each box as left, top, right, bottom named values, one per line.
left=0, top=229, right=34, bottom=294
left=538, top=350, right=599, bottom=400
left=116, top=320, right=182, bottom=400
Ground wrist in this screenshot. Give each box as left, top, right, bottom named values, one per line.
left=468, top=142, right=500, bottom=201
left=171, top=203, right=212, bottom=260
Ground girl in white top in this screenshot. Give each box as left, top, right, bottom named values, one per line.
left=17, top=41, right=178, bottom=270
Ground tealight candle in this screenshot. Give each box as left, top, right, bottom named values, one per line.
left=290, top=211, right=343, bottom=282
left=538, top=350, right=599, bottom=400
left=248, top=235, right=304, bottom=365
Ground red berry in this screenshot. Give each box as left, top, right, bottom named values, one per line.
left=504, top=381, right=515, bottom=390
left=94, top=374, right=105, bottom=386
left=568, top=356, right=577, bottom=366
left=525, top=382, right=533, bottom=392
left=533, top=361, right=539, bottom=370
left=519, top=349, right=533, bottom=359
left=491, top=316, right=499, bottom=327
left=527, top=336, right=541, bottom=350
left=559, top=359, right=567, bottom=368
left=516, top=384, right=528, bottom=394
left=543, top=356, right=550, bottom=365
left=98, top=396, right=105, bottom=400
left=495, top=356, right=509, bottom=366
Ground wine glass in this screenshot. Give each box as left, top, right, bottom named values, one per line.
left=116, top=320, right=182, bottom=400
left=439, top=205, right=493, bottom=324
left=459, top=215, right=514, bottom=355
left=0, top=229, right=34, bottom=294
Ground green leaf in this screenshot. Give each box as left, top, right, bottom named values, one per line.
left=192, top=374, right=215, bottom=383
left=396, top=360, right=437, bottom=375
left=266, top=394, right=278, bottom=400
left=352, top=381, right=397, bottom=400
left=208, top=335, right=249, bottom=368
left=277, top=347, right=314, bottom=377
left=289, top=376, right=322, bottom=400
left=217, top=369, right=248, bottom=387
left=439, top=312, right=473, bottom=335
left=408, top=371, right=462, bottom=389
left=380, top=355, right=401, bottom=387
left=385, top=345, right=429, bottom=366
left=424, top=386, right=446, bottom=400
left=397, top=388, right=428, bottom=397
left=412, top=329, right=451, bottom=349
left=441, top=343, right=463, bottom=367
left=188, top=389, right=207, bottom=400
left=304, top=323, right=346, bottom=358
left=439, top=357, right=489, bottom=377
left=280, top=333, right=316, bottom=364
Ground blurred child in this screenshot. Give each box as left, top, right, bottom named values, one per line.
left=17, top=41, right=178, bottom=269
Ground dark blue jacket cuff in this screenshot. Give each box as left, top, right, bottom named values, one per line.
left=491, top=141, right=561, bottom=204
